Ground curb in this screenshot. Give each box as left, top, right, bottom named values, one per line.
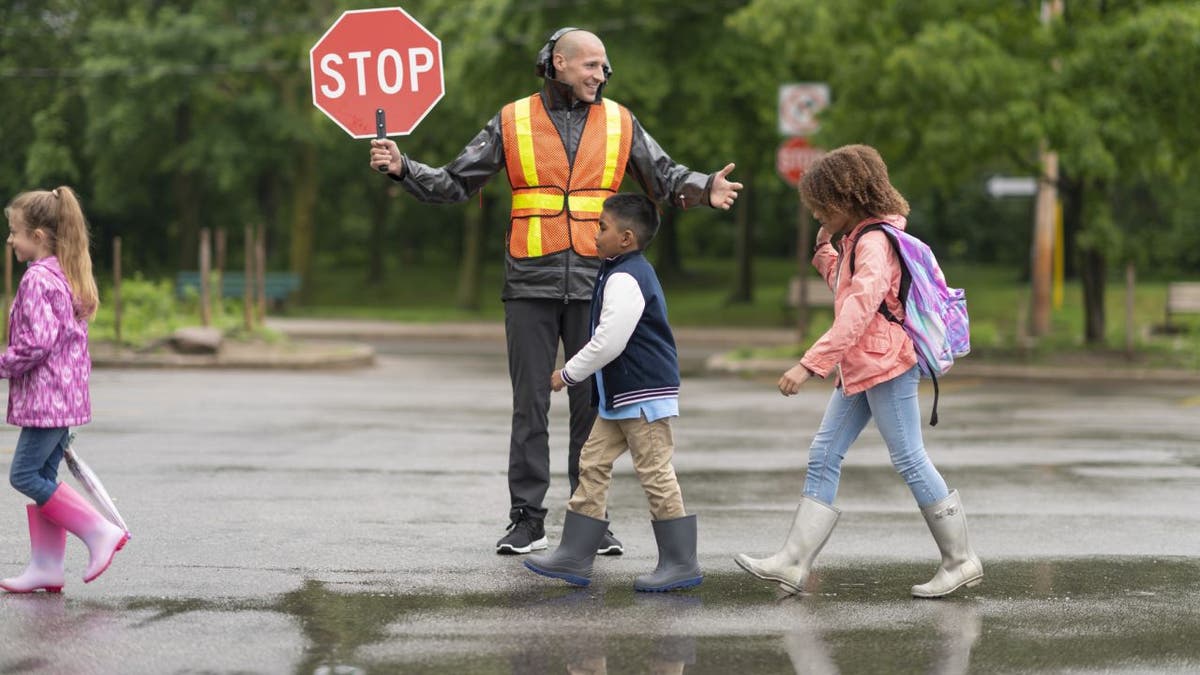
left=265, top=318, right=1198, bottom=384
left=91, top=341, right=375, bottom=370
left=703, top=353, right=1200, bottom=385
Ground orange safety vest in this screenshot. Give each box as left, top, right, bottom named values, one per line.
left=500, top=94, right=633, bottom=259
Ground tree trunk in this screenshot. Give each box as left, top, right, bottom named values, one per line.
left=367, top=185, right=390, bottom=286
left=289, top=142, right=318, bottom=302
left=456, top=198, right=484, bottom=310
left=729, top=180, right=754, bottom=303
left=653, top=207, right=683, bottom=281
left=174, top=102, right=200, bottom=269
left=1059, top=174, right=1083, bottom=281
left=1079, top=246, right=1106, bottom=344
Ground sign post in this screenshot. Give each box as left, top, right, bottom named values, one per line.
left=776, top=84, right=829, bottom=343
left=310, top=7, right=444, bottom=138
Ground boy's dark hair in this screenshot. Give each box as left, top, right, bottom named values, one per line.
left=602, top=193, right=660, bottom=249
left=799, top=144, right=909, bottom=218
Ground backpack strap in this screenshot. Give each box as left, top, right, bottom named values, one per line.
left=850, top=223, right=939, bottom=426
left=848, top=223, right=910, bottom=324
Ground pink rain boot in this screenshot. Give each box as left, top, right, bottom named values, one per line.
left=0, top=505, right=66, bottom=593
left=40, top=483, right=129, bottom=583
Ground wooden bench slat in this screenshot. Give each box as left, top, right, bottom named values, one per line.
left=176, top=271, right=301, bottom=301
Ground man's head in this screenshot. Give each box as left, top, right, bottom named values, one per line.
left=596, top=193, right=659, bottom=258
left=547, top=29, right=609, bottom=103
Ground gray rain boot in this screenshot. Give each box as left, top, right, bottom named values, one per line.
left=734, top=496, right=840, bottom=594
left=911, top=490, right=983, bottom=598
left=524, top=510, right=609, bottom=587
left=634, top=515, right=703, bottom=592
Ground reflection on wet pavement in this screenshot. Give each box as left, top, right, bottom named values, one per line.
left=4, top=557, right=1195, bottom=674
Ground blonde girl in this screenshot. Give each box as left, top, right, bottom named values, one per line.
left=0, top=186, right=128, bottom=594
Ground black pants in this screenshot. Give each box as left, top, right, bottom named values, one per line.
left=504, top=298, right=596, bottom=522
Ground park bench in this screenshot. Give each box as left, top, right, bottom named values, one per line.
left=1165, top=281, right=1200, bottom=331
left=786, top=275, right=835, bottom=309
left=175, top=271, right=301, bottom=309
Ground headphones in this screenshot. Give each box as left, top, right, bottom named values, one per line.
left=535, top=26, right=613, bottom=82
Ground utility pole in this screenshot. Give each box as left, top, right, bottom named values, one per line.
left=1032, top=0, right=1064, bottom=336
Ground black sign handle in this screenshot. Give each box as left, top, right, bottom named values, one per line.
left=375, top=108, right=388, bottom=172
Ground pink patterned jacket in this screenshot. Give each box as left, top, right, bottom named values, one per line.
left=799, top=215, right=918, bottom=395
left=0, top=256, right=92, bottom=427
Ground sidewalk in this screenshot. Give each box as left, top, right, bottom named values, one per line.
left=266, top=317, right=1200, bottom=384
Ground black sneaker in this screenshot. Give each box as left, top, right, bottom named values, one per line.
left=596, top=529, right=624, bottom=556
left=496, top=516, right=547, bottom=555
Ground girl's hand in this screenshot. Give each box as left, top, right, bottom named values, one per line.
left=778, top=363, right=812, bottom=396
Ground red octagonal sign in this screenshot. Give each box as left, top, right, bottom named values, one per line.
left=777, top=137, right=825, bottom=188
left=310, top=7, right=444, bottom=138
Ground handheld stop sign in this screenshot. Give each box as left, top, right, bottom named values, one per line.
left=310, top=6, right=444, bottom=149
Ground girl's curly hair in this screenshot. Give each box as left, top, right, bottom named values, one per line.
left=799, top=144, right=909, bottom=219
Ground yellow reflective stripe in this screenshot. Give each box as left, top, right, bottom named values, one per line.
left=602, top=99, right=620, bottom=188
left=512, top=193, right=564, bottom=211
left=569, top=195, right=605, bottom=213
left=514, top=97, right=538, bottom=186
left=527, top=216, right=542, bottom=257
left=511, top=194, right=603, bottom=214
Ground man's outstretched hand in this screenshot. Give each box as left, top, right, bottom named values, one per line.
left=709, top=163, right=743, bottom=210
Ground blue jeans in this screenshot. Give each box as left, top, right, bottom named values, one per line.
left=803, top=366, right=949, bottom=508
left=9, top=427, right=69, bottom=505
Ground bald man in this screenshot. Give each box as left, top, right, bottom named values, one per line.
left=370, top=28, right=741, bottom=556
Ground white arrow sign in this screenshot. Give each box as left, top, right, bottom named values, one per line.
left=986, top=175, right=1038, bottom=198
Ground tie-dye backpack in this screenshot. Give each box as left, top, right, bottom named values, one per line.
left=850, top=223, right=970, bottom=426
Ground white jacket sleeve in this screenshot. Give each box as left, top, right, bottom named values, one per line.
left=561, top=272, right=645, bottom=385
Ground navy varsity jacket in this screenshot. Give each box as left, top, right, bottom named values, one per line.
left=584, top=251, right=680, bottom=409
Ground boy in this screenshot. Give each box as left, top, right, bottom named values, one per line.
left=523, top=193, right=702, bottom=591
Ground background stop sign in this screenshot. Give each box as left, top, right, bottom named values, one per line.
left=310, top=7, right=444, bottom=138
left=776, top=137, right=825, bottom=187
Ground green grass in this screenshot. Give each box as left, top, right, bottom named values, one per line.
left=288, top=256, right=1199, bottom=369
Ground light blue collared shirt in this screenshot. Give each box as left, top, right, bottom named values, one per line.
left=596, top=370, right=678, bottom=421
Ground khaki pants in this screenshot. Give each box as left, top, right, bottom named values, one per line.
left=567, top=414, right=685, bottom=521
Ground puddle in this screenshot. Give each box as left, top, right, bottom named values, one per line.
left=1, top=557, right=1184, bottom=673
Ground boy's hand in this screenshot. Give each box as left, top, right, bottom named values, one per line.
left=550, top=370, right=566, bottom=392
left=778, top=363, right=812, bottom=396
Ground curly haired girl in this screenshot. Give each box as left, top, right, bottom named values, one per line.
left=735, top=145, right=982, bottom=598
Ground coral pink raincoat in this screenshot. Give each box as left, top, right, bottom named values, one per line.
left=800, top=216, right=918, bottom=395
left=0, top=256, right=91, bottom=427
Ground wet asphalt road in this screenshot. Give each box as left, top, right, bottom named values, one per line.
left=1, top=335, right=1198, bottom=674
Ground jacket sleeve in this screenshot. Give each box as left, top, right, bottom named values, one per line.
left=392, top=113, right=507, bottom=203
left=800, top=231, right=896, bottom=378
left=0, top=278, right=63, bottom=379
left=561, top=273, right=645, bottom=385
left=812, top=230, right=839, bottom=288
left=625, top=114, right=712, bottom=210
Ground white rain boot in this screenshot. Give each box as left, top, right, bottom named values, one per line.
left=911, top=490, right=983, bottom=598
left=734, top=496, right=840, bottom=594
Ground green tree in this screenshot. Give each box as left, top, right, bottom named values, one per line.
left=731, top=0, right=1200, bottom=345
